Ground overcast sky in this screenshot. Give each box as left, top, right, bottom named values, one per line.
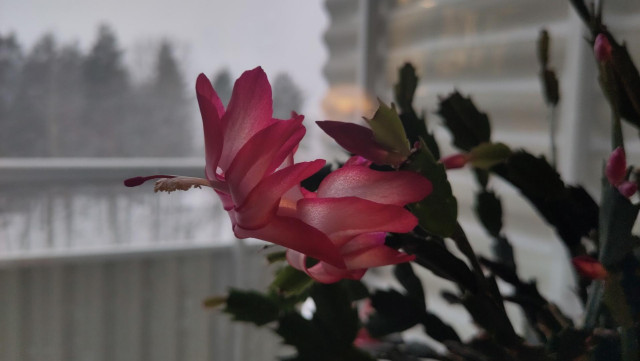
left=0, top=0, right=329, bottom=118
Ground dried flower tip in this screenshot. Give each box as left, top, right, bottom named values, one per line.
left=154, top=176, right=210, bottom=193
left=606, top=147, right=626, bottom=186
left=124, top=175, right=175, bottom=187
left=594, top=34, right=612, bottom=63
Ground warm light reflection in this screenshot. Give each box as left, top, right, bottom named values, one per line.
left=420, top=0, right=437, bottom=9
left=321, top=84, right=376, bottom=121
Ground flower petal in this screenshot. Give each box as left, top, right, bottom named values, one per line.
left=317, top=165, right=431, bottom=206
left=316, top=121, right=406, bottom=166
left=343, top=244, right=415, bottom=269
left=297, top=197, right=419, bottom=247
left=235, top=215, right=345, bottom=269
left=339, top=232, right=386, bottom=255
left=219, top=67, right=275, bottom=169
left=226, top=118, right=306, bottom=205
left=286, top=250, right=366, bottom=283
left=235, top=160, right=326, bottom=229
left=196, top=73, right=225, bottom=181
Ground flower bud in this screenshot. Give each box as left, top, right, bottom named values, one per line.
left=572, top=255, right=607, bottom=280
left=594, top=34, right=612, bottom=63
left=618, top=181, right=638, bottom=198
left=606, top=147, right=626, bottom=186
left=441, top=153, right=469, bottom=169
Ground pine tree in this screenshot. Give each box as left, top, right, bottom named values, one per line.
left=0, top=33, right=23, bottom=156
left=211, top=69, right=233, bottom=107
left=82, top=24, right=131, bottom=156
left=8, top=34, right=57, bottom=156
left=272, top=72, right=304, bottom=119
left=138, top=40, right=192, bottom=156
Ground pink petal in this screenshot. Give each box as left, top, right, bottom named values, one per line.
left=196, top=74, right=225, bottom=181
left=297, top=197, right=419, bottom=247
left=214, top=190, right=235, bottom=211
left=317, top=166, right=431, bottom=206
left=344, top=156, right=372, bottom=167
left=316, top=121, right=406, bottom=166
left=219, top=67, right=275, bottom=170
left=618, top=181, right=638, bottom=198
left=226, top=118, right=305, bottom=205
left=235, top=160, right=326, bottom=229
left=234, top=215, right=345, bottom=269
left=606, top=147, right=627, bottom=186
left=343, top=244, right=415, bottom=269
left=286, top=250, right=366, bottom=284
left=339, top=232, right=386, bottom=255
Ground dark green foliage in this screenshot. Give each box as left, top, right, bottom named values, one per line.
left=277, top=283, right=372, bottom=361
left=421, top=312, right=461, bottom=343
left=270, top=266, right=315, bottom=298
left=389, top=234, right=477, bottom=292
left=461, top=291, right=521, bottom=347
left=368, top=289, right=423, bottom=337
left=538, top=29, right=560, bottom=106
left=266, top=250, right=287, bottom=264
left=540, top=69, right=560, bottom=106
left=367, top=263, right=461, bottom=345
left=546, top=328, right=589, bottom=361
left=403, top=143, right=458, bottom=237
left=475, top=191, right=503, bottom=238
left=394, top=63, right=440, bottom=158
left=394, top=63, right=418, bottom=112
left=224, top=289, right=280, bottom=326
left=599, top=183, right=639, bottom=268
left=492, top=151, right=599, bottom=257
left=480, top=256, right=570, bottom=341
left=437, top=91, right=491, bottom=152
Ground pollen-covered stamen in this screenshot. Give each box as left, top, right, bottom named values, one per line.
left=124, top=175, right=176, bottom=187
left=154, top=176, right=211, bottom=193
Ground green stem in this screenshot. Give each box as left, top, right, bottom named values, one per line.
left=549, top=105, right=558, bottom=168
left=621, top=326, right=639, bottom=361
left=583, top=280, right=604, bottom=329
left=612, top=107, right=624, bottom=151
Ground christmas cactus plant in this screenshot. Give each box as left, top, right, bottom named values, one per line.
left=127, top=1, right=640, bottom=360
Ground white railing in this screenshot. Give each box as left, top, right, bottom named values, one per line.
left=0, top=158, right=236, bottom=256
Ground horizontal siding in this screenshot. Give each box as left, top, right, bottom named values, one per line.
left=0, top=245, right=281, bottom=361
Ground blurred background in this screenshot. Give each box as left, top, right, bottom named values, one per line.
left=2, top=0, right=640, bottom=360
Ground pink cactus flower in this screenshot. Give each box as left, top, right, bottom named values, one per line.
left=126, top=67, right=431, bottom=283
left=594, top=33, right=613, bottom=63
left=280, top=159, right=431, bottom=282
